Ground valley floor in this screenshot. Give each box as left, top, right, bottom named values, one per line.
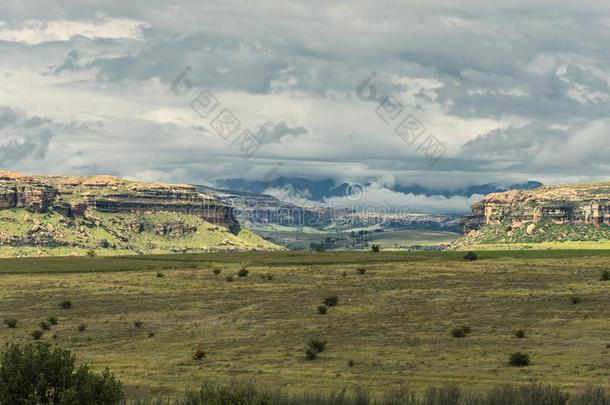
left=0, top=251, right=609, bottom=400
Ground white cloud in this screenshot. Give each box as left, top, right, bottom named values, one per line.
left=0, top=18, right=146, bottom=44
left=324, top=184, right=482, bottom=214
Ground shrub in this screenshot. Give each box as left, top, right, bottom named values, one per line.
left=371, top=244, right=381, bottom=252
left=238, top=268, right=249, bottom=277
left=308, top=339, right=326, bottom=353
left=514, top=329, right=526, bottom=338
left=39, top=321, right=51, bottom=331
left=463, top=251, right=478, bottom=261
left=60, top=300, right=72, bottom=309
left=571, top=297, right=582, bottom=304
left=31, top=330, right=43, bottom=340
left=305, top=339, right=327, bottom=361
left=85, top=249, right=96, bottom=257
left=78, top=324, right=87, bottom=332
left=600, top=270, right=610, bottom=281
left=134, top=320, right=143, bottom=328
left=342, top=271, right=347, bottom=277
left=156, top=272, right=165, bottom=278
left=451, top=328, right=466, bottom=338
left=323, top=295, right=339, bottom=307
left=451, top=325, right=471, bottom=338
left=213, top=268, right=222, bottom=275
left=347, top=359, right=355, bottom=368
left=0, top=343, right=123, bottom=404
left=226, top=275, right=234, bottom=282
left=509, top=352, right=530, bottom=367
left=356, top=267, right=367, bottom=275
left=193, top=344, right=206, bottom=361
left=317, top=305, right=328, bottom=315
left=3, top=318, right=17, bottom=328
left=47, top=316, right=58, bottom=326
left=148, top=331, right=155, bottom=338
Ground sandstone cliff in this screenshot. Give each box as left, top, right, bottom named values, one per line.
left=458, top=181, right=610, bottom=246
left=0, top=170, right=280, bottom=257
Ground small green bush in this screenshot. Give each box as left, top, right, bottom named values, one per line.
left=509, top=352, right=530, bottom=367
left=156, top=272, right=165, bottom=278
left=356, top=267, right=367, bottom=275
left=371, top=244, right=381, bottom=252
left=308, top=339, right=326, bottom=353
left=451, top=325, right=471, bottom=338
left=305, top=338, right=327, bottom=361
left=317, top=305, right=328, bottom=315
left=47, top=316, right=58, bottom=326
left=86, top=249, right=96, bottom=257
left=323, top=295, right=339, bottom=307
left=60, top=300, right=72, bottom=309
left=571, top=297, right=582, bottom=304
left=213, top=268, right=222, bottom=275
left=39, top=322, right=51, bottom=331
left=134, top=320, right=143, bottom=328
left=463, top=251, right=478, bottom=261
left=78, top=324, right=87, bottom=332
left=347, top=359, right=355, bottom=368
left=238, top=268, right=249, bottom=277
left=226, top=275, right=234, bottom=282
left=3, top=319, right=17, bottom=328
left=600, top=270, right=610, bottom=281
left=31, top=330, right=43, bottom=340
left=451, top=328, right=466, bottom=338
left=514, top=329, right=526, bottom=338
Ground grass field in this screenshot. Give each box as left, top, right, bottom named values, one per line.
left=1, top=251, right=609, bottom=401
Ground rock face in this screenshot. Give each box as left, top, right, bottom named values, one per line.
left=459, top=181, right=610, bottom=245
left=0, top=170, right=281, bottom=256
left=0, top=170, right=236, bottom=228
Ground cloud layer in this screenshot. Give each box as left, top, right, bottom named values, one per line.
left=1, top=1, right=609, bottom=192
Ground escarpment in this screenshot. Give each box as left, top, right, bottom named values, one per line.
left=0, top=171, right=236, bottom=227
left=0, top=170, right=280, bottom=257
left=459, top=181, right=610, bottom=246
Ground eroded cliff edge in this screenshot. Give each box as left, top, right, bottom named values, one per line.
left=457, top=182, right=610, bottom=247
left=0, top=170, right=280, bottom=256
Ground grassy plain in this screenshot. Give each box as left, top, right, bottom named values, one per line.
left=0, top=251, right=609, bottom=400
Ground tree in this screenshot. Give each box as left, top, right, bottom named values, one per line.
left=0, top=343, right=123, bottom=404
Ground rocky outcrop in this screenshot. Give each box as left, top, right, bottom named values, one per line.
left=0, top=170, right=281, bottom=256
left=459, top=181, right=610, bottom=245
left=0, top=170, right=236, bottom=228
left=463, top=183, right=610, bottom=232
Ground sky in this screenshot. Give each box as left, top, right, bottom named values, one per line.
left=1, top=1, right=610, bottom=212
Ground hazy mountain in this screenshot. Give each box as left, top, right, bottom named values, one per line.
left=214, top=177, right=543, bottom=201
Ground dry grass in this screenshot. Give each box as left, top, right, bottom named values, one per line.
left=0, top=251, right=609, bottom=400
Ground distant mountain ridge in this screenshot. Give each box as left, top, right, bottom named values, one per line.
left=214, top=177, right=543, bottom=202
